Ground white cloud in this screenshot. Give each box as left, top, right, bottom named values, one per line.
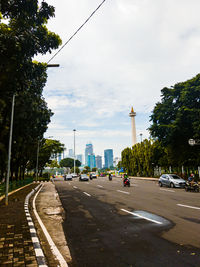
left=37, top=0, right=200, bottom=157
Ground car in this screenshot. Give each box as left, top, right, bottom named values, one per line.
left=158, top=174, right=186, bottom=188
left=91, top=173, right=97, bottom=179
left=64, top=174, right=72, bottom=181
left=79, top=174, right=89, bottom=181
left=71, top=174, right=78, bottom=178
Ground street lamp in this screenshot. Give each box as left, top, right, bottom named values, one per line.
left=5, top=94, right=15, bottom=205
left=73, top=129, right=76, bottom=175
left=140, top=133, right=143, bottom=142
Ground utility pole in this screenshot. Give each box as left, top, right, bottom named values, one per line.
left=5, top=94, right=15, bottom=205
left=73, top=129, right=76, bottom=175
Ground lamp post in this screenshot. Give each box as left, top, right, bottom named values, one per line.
left=5, top=94, right=15, bottom=205
left=140, top=133, right=143, bottom=142
left=73, top=129, right=76, bottom=175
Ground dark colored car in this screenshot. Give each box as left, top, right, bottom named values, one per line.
left=79, top=174, right=89, bottom=181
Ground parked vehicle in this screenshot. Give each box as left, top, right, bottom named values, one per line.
left=185, top=181, right=199, bottom=192
left=123, top=178, right=130, bottom=187
left=64, top=174, right=72, bottom=181
left=79, top=174, right=89, bottom=181
left=158, top=174, right=186, bottom=188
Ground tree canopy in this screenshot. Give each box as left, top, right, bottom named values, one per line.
left=60, top=158, right=81, bottom=168
left=149, top=74, right=200, bottom=166
left=0, top=0, right=62, bottom=181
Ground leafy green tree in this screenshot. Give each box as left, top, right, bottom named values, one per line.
left=46, top=160, right=60, bottom=169
left=60, top=158, right=81, bottom=168
left=71, top=167, right=80, bottom=174
left=82, top=166, right=90, bottom=174
left=0, top=0, right=62, bottom=181
left=92, top=167, right=97, bottom=172
left=149, top=74, right=200, bottom=167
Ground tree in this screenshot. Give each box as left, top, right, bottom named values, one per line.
left=92, top=167, right=97, bottom=172
left=60, top=158, right=81, bottom=168
left=82, top=166, right=90, bottom=174
left=71, top=167, right=80, bottom=174
left=149, top=74, right=200, bottom=167
left=27, top=138, right=64, bottom=176
left=46, top=160, right=59, bottom=169
left=0, top=0, right=62, bottom=181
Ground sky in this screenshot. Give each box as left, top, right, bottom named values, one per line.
left=36, top=0, right=200, bottom=160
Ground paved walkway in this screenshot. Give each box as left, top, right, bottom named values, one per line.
left=0, top=184, right=38, bottom=267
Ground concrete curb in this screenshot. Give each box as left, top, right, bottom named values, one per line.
left=0, top=182, right=35, bottom=202
left=25, top=184, right=48, bottom=267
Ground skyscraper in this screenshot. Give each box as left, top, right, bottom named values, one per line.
left=68, top=149, right=74, bottom=158
left=85, top=143, right=93, bottom=166
left=95, top=155, right=102, bottom=169
left=88, top=154, right=96, bottom=169
left=77, top=154, right=83, bottom=165
left=104, top=149, right=113, bottom=168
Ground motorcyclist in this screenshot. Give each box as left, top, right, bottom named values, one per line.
left=109, top=173, right=112, bottom=180
left=188, top=173, right=195, bottom=183
left=123, top=173, right=128, bottom=183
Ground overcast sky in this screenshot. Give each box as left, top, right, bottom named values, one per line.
left=36, top=0, right=200, bottom=160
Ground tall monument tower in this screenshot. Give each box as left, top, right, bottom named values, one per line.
left=129, top=107, right=137, bottom=146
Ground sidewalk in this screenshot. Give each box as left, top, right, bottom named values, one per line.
left=0, top=184, right=38, bottom=266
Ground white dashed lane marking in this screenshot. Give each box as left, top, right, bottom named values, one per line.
left=177, top=204, right=200, bottom=210
left=121, top=209, right=163, bottom=225
left=117, top=190, right=130, bottom=195
left=160, top=189, right=175, bottom=193
left=83, top=192, right=91, bottom=197
left=97, top=185, right=103, bottom=188
left=73, top=186, right=78, bottom=189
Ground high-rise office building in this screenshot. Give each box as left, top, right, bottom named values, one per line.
left=57, top=153, right=62, bottom=163
left=88, top=154, right=96, bottom=169
left=85, top=143, right=93, bottom=166
left=68, top=149, right=74, bottom=158
left=95, top=155, right=102, bottom=169
left=77, top=154, right=83, bottom=165
left=104, top=149, right=113, bottom=168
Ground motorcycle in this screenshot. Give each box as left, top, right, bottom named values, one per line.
left=109, top=175, right=112, bottom=181
left=123, top=178, right=130, bottom=187
left=185, top=181, right=199, bottom=192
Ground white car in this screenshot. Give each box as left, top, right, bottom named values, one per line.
left=158, top=174, right=186, bottom=188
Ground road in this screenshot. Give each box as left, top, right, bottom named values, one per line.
left=54, top=176, right=200, bottom=267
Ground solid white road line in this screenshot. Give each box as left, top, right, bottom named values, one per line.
left=117, top=190, right=130, bottom=195
left=33, top=185, right=68, bottom=267
left=97, top=185, right=103, bottom=188
left=177, top=204, right=200, bottom=210
left=121, top=208, right=163, bottom=225
left=83, top=192, right=91, bottom=197
left=160, top=189, right=175, bottom=193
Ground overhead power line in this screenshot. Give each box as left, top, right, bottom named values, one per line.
left=47, top=0, right=107, bottom=64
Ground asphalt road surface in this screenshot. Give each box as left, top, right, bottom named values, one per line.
left=54, top=177, right=200, bottom=267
